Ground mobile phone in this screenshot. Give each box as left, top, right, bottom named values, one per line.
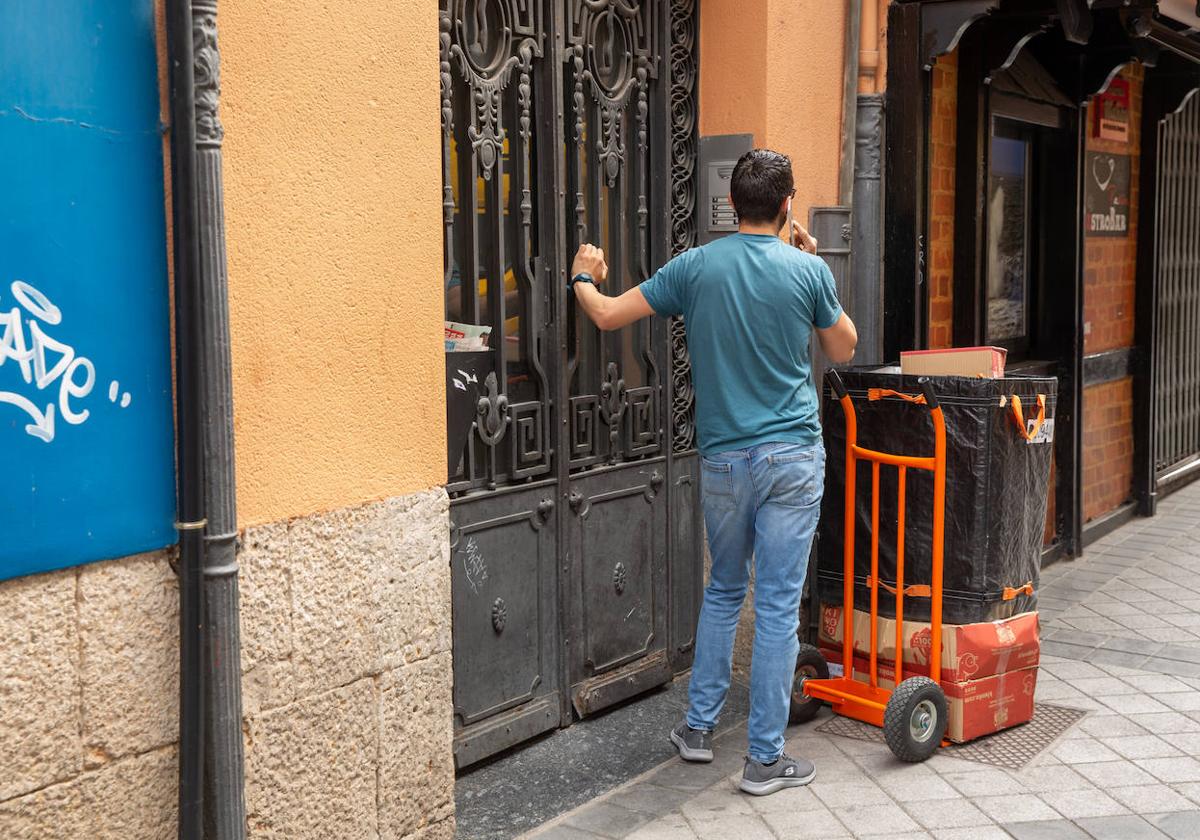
left=786, top=199, right=794, bottom=246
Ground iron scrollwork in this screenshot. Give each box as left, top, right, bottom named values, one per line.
left=192, top=0, right=223, bottom=148
left=442, top=0, right=552, bottom=495
left=476, top=372, right=510, bottom=446
left=599, top=362, right=628, bottom=457
left=668, top=0, right=697, bottom=455
left=444, top=0, right=541, bottom=180
left=564, top=0, right=663, bottom=470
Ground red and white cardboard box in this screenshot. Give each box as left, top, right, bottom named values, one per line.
left=818, top=605, right=1040, bottom=684
left=826, top=653, right=1038, bottom=743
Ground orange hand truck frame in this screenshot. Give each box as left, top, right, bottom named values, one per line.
left=789, top=369, right=950, bottom=762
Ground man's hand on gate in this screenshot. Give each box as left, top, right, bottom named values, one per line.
left=572, top=243, right=609, bottom=284
left=790, top=221, right=819, bottom=255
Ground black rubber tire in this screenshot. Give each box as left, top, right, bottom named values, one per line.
left=883, top=676, right=948, bottom=763
left=789, top=643, right=830, bottom=725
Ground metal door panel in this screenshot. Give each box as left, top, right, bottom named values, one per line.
left=450, top=484, right=560, bottom=762
left=566, top=460, right=669, bottom=711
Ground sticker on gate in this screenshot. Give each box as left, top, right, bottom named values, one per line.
left=1026, top=417, right=1054, bottom=445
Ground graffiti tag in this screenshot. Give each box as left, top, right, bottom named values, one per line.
left=0, top=280, right=130, bottom=443
left=463, top=536, right=489, bottom=595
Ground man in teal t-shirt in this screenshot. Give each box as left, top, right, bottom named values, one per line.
left=569, top=149, right=857, bottom=796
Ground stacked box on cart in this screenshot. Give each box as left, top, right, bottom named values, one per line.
left=817, top=605, right=1041, bottom=742
left=817, top=605, right=1040, bottom=682
left=822, top=654, right=1038, bottom=743
left=817, top=369, right=1057, bottom=625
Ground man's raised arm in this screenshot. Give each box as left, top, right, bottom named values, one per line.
left=570, top=243, right=656, bottom=332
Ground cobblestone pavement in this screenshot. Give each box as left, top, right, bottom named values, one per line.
left=521, top=482, right=1200, bottom=840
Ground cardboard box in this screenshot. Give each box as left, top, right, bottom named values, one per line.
left=818, top=605, right=1040, bottom=684
left=900, top=346, right=1007, bottom=378
left=822, top=651, right=1037, bottom=742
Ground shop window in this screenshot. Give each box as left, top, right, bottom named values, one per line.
left=974, top=49, right=1072, bottom=363
left=986, top=120, right=1034, bottom=353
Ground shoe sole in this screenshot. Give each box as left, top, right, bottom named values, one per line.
left=670, top=729, right=713, bottom=763
left=738, top=767, right=816, bottom=796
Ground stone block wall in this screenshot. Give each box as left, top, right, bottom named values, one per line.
left=0, top=487, right=454, bottom=840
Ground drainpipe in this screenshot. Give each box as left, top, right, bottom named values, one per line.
left=167, top=1, right=245, bottom=838
left=848, top=0, right=885, bottom=363
left=165, top=0, right=207, bottom=837
left=839, top=0, right=863, bottom=205
left=859, top=0, right=881, bottom=94
left=190, top=1, right=246, bottom=837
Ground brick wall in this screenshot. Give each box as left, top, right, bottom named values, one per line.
left=1083, top=379, right=1136, bottom=521
left=1081, top=65, right=1143, bottom=523
left=1084, top=64, right=1143, bottom=356
left=928, top=51, right=958, bottom=350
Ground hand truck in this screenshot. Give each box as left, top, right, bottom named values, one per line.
left=789, top=370, right=949, bottom=762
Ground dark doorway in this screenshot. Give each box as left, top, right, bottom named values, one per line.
left=950, top=39, right=1082, bottom=559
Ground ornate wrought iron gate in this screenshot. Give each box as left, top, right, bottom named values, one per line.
left=1154, top=89, right=1200, bottom=482
left=440, top=0, right=701, bottom=769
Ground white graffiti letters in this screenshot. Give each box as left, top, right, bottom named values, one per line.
left=0, top=281, right=116, bottom=443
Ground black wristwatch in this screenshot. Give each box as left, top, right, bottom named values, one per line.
left=569, top=272, right=595, bottom=289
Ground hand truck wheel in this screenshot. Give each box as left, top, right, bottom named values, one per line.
left=788, top=643, right=830, bottom=725
left=883, top=676, right=948, bottom=762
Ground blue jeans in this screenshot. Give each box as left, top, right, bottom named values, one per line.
left=686, top=441, right=825, bottom=763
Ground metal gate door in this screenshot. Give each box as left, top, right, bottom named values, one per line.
left=440, top=0, right=701, bottom=769
left=1154, top=89, right=1200, bottom=485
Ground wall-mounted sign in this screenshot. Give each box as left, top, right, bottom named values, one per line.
left=1092, top=77, right=1131, bottom=144
left=0, top=4, right=177, bottom=581
left=1084, top=152, right=1131, bottom=238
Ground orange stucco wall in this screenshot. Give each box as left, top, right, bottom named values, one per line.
left=220, top=1, right=446, bottom=526
left=700, top=0, right=847, bottom=215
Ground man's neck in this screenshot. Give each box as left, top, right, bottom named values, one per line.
left=738, top=221, right=783, bottom=237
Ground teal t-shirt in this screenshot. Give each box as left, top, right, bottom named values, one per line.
left=639, top=233, right=843, bottom=456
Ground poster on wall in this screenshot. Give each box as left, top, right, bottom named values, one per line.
left=1084, top=151, right=1131, bottom=237
left=1092, top=77, right=1131, bottom=143
left=0, top=3, right=177, bottom=581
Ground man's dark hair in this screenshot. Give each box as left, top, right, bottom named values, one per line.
left=730, top=149, right=794, bottom=225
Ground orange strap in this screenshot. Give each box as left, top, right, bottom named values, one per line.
left=1003, top=581, right=1035, bottom=600
left=867, top=576, right=933, bottom=598
left=1010, top=394, right=1047, bottom=441
left=868, top=388, right=927, bottom=405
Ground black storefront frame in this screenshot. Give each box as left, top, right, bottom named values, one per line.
left=881, top=0, right=1184, bottom=561
left=950, top=26, right=1085, bottom=561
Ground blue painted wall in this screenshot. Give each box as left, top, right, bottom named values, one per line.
left=0, top=2, right=177, bottom=580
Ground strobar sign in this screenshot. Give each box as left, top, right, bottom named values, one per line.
left=1084, top=152, right=1131, bottom=238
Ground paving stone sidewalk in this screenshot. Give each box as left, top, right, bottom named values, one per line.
left=521, top=482, right=1200, bottom=840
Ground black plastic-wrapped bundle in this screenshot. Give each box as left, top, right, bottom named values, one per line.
left=817, top=368, right=1056, bottom=625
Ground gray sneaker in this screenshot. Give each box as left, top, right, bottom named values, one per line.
left=670, top=721, right=713, bottom=762
left=738, top=753, right=816, bottom=796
